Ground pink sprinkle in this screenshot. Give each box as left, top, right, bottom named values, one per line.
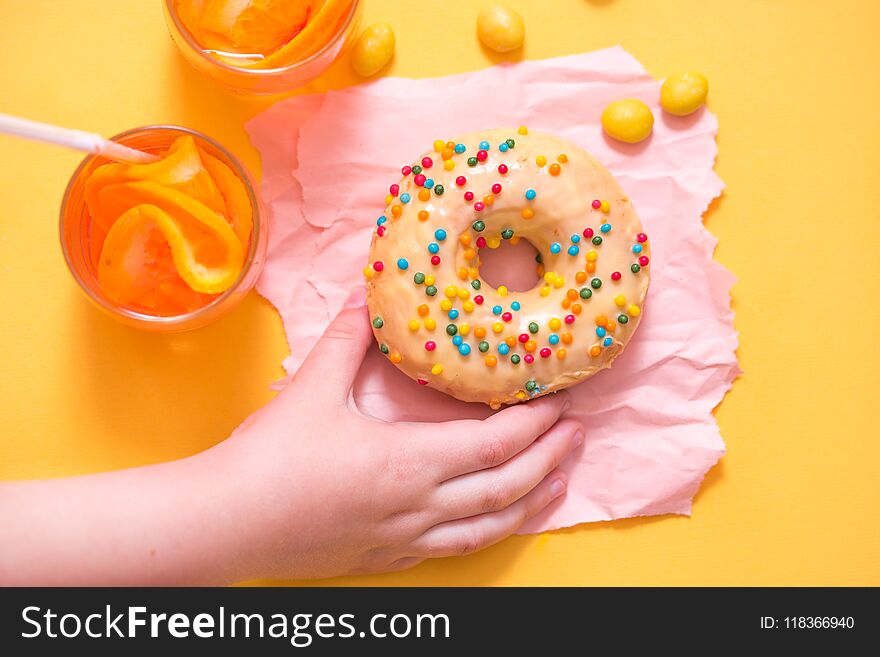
left=502, top=312, right=513, bottom=322
left=401, top=165, right=412, bottom=176
left=564, top=314, right=575, bottom=324
left=372, top=261, right=384, bottom=272
left=540, top=347, right=552, bottom=358
left=524, top=354, right=535, bottom=364
left=491, top=183, right=502, bottom=194
left=422, top=157, right=433, bottom=169
left=425, top=341, right=436, bottom=351
left=418, top=379, right=428, bottom=385
left=414, top=174, right=426, bottom=187
left=518, top=333, right=529, bottom=343
left=431, top=255, right=441, bottom=265
left=592, top=199, right=602, bottom=209
left=639, top=256, right=650, bottom=266
left=455, top=176, right=467, bottom=187
left=464, top=191, right=475, bottom=201
left=583, top=227, right=594, bottom=238
left=376, top=226, right=386, bottom=237
left=476, top=236, right=487, bottom=248
left=474, top=295, right=484, bottom=305
left=474, top=202, right=485, bottom=212
left=389, top=184, right=399, bottom=197
left=476, top=150, right=488, bottom=162
left=637, top=233, right=648, bottom=243
left=611, top=271, right=622, bottom=281
left=498, top=164, right=509, bottom=175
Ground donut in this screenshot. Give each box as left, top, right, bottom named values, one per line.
left=364, top=128, right=650, bottom=409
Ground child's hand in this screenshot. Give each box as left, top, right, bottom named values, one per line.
left=219, top=291, right=583, bottom=580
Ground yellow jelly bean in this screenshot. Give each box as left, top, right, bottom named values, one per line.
left=440, top=299, right=453, bottom=311
left=660, top=71, right=709, bottom=116
left=476, top=4, right=525, bottom=53
left=351, top=23, right=396, bottom=77
left=425, top=318, right=437, bottom=330
left=601, top=99, right=654, bottom=144
left=408, top=320, right=420, bottom=331
left=431, top=364, right=443, bottom=375
left=497, top=285, right=508, bottom=296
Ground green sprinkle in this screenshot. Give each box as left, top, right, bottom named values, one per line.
left=631, top=263, right=641, bottom=273
left=426, top=285, right=438, bottom=296
left=472, top=220, right=486, bottom=232
left=379, top=343, right=389, bottom=354
left=525, top=379, right=537, bottom=392
left=467, top=157, right=478, bottom=167
left=478, top=341, right=490, bottom=353
left=618, top=314, right=629, bottom=324
left=579, top=288, right=593, bottom=299
left=506, top=138, right=515, bottom=149
left=471, top=280, right=481, bottom=290
left=411, top=165, right=423, bottom=175
left=511, top=354, right=521, bottom=364
left=591, top=278, right=602, bottom=289
left=535, top=254, right=543, bottom=264
left=528, top=322, right=539, bottom=334
left=592, top=236, right=603, bottom=246
left=413, top=272, right=426, bottom=285
left=434, top=184, right=445, bottom=196
left=372, top=317, right=384, bottom=329
left=501, top=228, right=514, bottom=240
left=446, top=324, right=458, bottom=336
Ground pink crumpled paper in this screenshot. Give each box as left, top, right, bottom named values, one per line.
left=245, top=46, right=739, bottom=532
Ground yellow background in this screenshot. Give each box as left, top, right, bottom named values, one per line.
left=1, top=0, right=878, bottom=586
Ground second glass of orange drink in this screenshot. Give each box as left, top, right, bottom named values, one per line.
left=163, top=0, right=363, bottom=93
left=61, top=126, right=267, bottom=331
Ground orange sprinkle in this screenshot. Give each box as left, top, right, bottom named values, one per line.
left=446, top=140, right=456, bottom=150
left=483, top=194, right=495, bottom=206
left=464, top=248, right=477, bottom=260
left=418, top=188, right=431, bottom=202
left=485, top=354, right=498, bottom=367
left=460, top=233, right=472, bottom=246
left=521, top=208, right=535, bottom=219
left=557, top=154, right=569, bottom=163
left=474, top=326, right=487, bottom=339
left=561, top=298, right=571, bottom=309
left=442, top=148, right=455, bottom=160
left=457, top=267, right=469, bottom=280
left=575, top=271, right=587, bottom=284
left=595, top=315, right=608, bottom=327
left=505, top=336, right=517, bottom=348
left=468, top=267, right=480, bottom=279
left=589, top=345, right=602, bottom=357
left=549, top=163, right=562, bottom=176
left=524, top=340, right=537, bottom=352
left=566, top=288, right=579, bottom=301
left=571, top=303, right=582, bottom=315
left=586, top=262, right=596, bottom=273
left=562, top=332, right=573, bottom=345
left=418, top=210, right=430, bottom=221
left=417, top=304, right=429, bottom=316
left=390, top=352, right=402, bottom=364
left=556, top=348, right=567, bottom=360
left=390, top=204, right=403, bottom=218
left=606, top=321, right=616, bottom=332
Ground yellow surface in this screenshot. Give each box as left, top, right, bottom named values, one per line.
left=1, top=0, right=878, bottom=586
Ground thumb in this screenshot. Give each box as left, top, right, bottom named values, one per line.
left=293, top=287, right=373, bottom=400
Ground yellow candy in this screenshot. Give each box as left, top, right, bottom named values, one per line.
left=351, top=23, right=396, bottom=78
left=459, top=323, right=470, bottom=335
left=425, top=318, right=437, bottom=330
left=463, top=300, right=475, bottom=313
left=445, top=285, right=458, bottom=298
left=536, top=155, right=547, bottom=167
left=601, top=99, right=654, bottom=144
left=440, top=299, right=453, bottom=311
left=553, top=275, right=565, bottom=289
left=586, top=250, right=598, bottom=262
left=433, top=139, right=446, bottom=151
left=425, top=275, right=435, bottom=286
left=431, top=364, right=443, bottom=375
left=497, top=285, right=508, bottom=296
left=492, top=321, right=504, bottom=333
left=518, top=126, right=529, bottom=135
left=548, top=317, right=562, bottom=331
left=408, top=320, right=420, bottom=331
left=628, top=304, right=641, bottom=317
left=660, top=72, right=709, bottom=116
left=614, top=295, right=627, bottom=307
left=476, top=4, right=525, bottom=53
left=487, top=236, right=501, bottom=249
left=458, top=289, right=470, bottom=300
left=444, top=159, right=456, bottom=171
left=600, top=200, right=610, bottom=214
left=543, top=271, right=555, bottom=284
left=539, top=286, right=551, bottom=297
left=363, top=266, right=374, bottom=280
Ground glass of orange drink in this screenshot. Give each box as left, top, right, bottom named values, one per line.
left=163, top=0, right=363, bottom=94
left=60, top=125, right=267, bottom=332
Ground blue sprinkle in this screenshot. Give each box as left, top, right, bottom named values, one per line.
left=377, top=215, right=387, bottom=226
left=448, top=309, right=460, bottom=320
left=434, top=229, right=447, bottom=241
left=550, top=243, right=562, bottom=254
left=400, top=193, right=411, bottom=204
left=453, top=335, right=463, bottom=346
left=396, top=258, right=409, bottom=270
left=454, top=143, right=466, bottom=153
left=500, top=143, right=509, bottom=153
left=428, top=242, right=440, bottom=254
left=549, top=334, right=560, bottom=345
left=492, top=305, right=503, bottom=315
left=596, top=327, right=607, bottom=337
left=525, top=188, right=537, bottom=200
left=571, top=234, right=580, bottom=243
left=479, top=140, right=490, bottom=150
left=511, top=301, right=521, bottom=311
left=568, top=245, right=580, bottom=256
left=632, top=244, right=643, bottom=253
left=458, top=343, right=472, bottom=356
left=600, top=223, right=612, bottom=233
left=498, top=343, right=510, bottom=355
left=424, top=178, right=435, bottom=189
left=603, top=337, right=613, bottom=347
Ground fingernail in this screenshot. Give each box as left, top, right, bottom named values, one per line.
left=571, top=430, right=584, bottom=449
left=342, top=286, right=366, bottom=309
left=549, top=478, right=567, bottom=499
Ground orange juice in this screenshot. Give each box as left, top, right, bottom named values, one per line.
left=164, top=0, right=363, bottom=94
left=61, top=126, right=267, bottom=331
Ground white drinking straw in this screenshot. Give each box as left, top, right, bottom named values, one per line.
left=0, top=113, right=160, bottom=164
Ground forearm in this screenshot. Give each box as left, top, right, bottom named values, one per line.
left=0, top=444, right=252, bottom=586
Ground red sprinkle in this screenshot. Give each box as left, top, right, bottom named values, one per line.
left=474, top=202, right=485, bottom=212
left=431, top=255, right=441, bottom=265
left=611, top=271, right=622, bottom=281
left=414, top=174, right=426, bottom=187
left=418, top=379, right=428, bottom=385
left=425, top=341, right=436, bottom=351
left=524, top=354, right=535, bottom=364
left=491, top=183, right=502, bottom=194
left=564, top=314, right=575, bottom=324
left=464, top=191, right=475, bottom=201
left=638, top=256, right=650, bottom=266
left=455, top=175, right=467, bottom=187
left=498, top=163, right=509, bottom=175
left=502, top=312, right=513, bottom=322
left=476, top=236, right=487, bottom=248
left=518, top=333, right=529, bottom=343
left=376, top=226, right=386, bottom=237
left=389, top=184, right=399, bottom=196
left=476, top=150, right=488, bottom=162
left=540, top=347, right=552, bottom=358
left=421, top=157, right=433, bottom=169
left=474, top=295, right=484, bottom=305
left=592, top=199, right=602, bottom=209
left=583, top=227, right=594, bottom=238
left=637, top=233, right=648, bottom=243
left=372, top=261, right=384, bottom=272
left=401, top=165, right=412, bottom=176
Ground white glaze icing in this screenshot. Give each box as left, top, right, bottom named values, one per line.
left=366, top=129, right=650, bottom=408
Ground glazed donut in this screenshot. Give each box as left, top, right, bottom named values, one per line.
left=364, top=128, right=650, bottom=408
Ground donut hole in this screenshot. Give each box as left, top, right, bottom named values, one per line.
left=477, top=238, right=542, bottom=292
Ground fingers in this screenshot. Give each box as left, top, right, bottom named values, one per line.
left=430, top=419, right=583, bottom=523
left=424, top=391, right=572, bottom=481
left=407, top=471, right=568, bottom=559
left=291, top=288, right=373, bottom=401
